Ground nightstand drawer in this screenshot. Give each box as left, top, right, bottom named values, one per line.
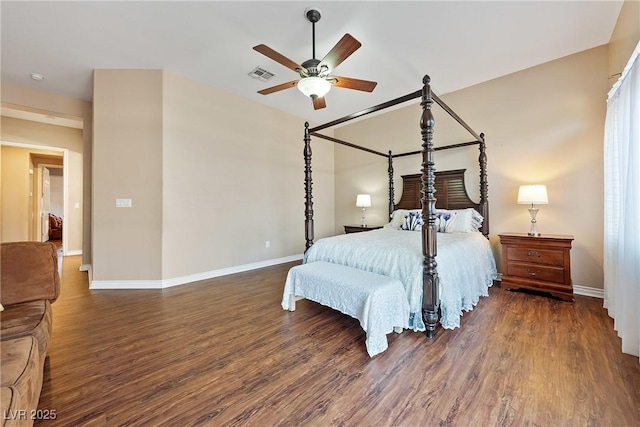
left=506, top=262, right=565, bottom=284
left=506, top=247, right=564, bottom=267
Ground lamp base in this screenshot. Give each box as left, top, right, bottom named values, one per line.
left=361, top=208, right=367, bottom=227
left=527, top=206, right=540, bottom=236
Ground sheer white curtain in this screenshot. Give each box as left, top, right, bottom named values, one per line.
left=603, top=41, right=640, bottom=358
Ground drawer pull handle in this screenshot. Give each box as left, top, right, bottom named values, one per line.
left=527, top=251, right=541, bottom=257
left=527, top=268, right=542, bottom=277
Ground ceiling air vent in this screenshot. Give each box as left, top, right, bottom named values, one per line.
left=248, top=66, right=275, bottom=82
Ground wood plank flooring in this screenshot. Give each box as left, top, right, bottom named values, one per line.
left=36, top=255, right=640, bottom=426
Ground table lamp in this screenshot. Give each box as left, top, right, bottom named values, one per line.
left=517, top=185, right=548, bottom=236
left=356, top=194, right=371, bottom=227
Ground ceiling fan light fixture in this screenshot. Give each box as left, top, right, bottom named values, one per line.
left=297, top=76, right=331, bottom=99
left=253, top=6, right=375, bottom=110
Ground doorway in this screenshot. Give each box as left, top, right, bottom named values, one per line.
left=1, top=142, right=70, bottom=255
left=29, top=154, right=64, bottom=245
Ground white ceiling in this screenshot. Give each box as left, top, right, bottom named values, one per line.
left=1, top=1, right=623, bottom=124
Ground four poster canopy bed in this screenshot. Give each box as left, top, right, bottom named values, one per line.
left=282, top=75, right=497, bottom=356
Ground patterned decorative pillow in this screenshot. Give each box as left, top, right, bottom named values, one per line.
left=435, top=208, right=483, bottom=233
left=391, top=208, right=483, bottom=233
left=435, top=211, right=456, bottom=232
left=387, top=209, right=421, bottom=229
left=470, top=209, right=484, bottom=231
left=400, top=211, right=423, bottom=231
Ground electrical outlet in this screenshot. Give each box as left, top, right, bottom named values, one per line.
left=266, top=241, right=271, bottom=248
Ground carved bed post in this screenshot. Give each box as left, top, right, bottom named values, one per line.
left=304, top=122, right=314, bottom=252
left=478, top=133, right=489, bottom=237
left=388, top=150, right=394, bottom=218
left=420, top=75, right=439, bottom=338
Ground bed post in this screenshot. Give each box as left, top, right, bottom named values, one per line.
left=420, top=75, right=439, bottom=338
left=388, top=150, right=395, bottom=218
left=478, top=133, right=489, bottom=237
left=304, top=122, right=314, bottom=252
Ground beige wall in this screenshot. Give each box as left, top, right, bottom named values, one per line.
left=335, top=45, right=609, bottom=290
left=93, top=70, right=164, bottom=281
left=608, top=0, right=640, bottom=78
left=93, top=69, right=334, bottom=282
left=1, top=145, right=32, bottom=242
left=161, top=71, right=334, bottom=279
left=1, top=82, right=92, bottom=264
left=1, top=118, right=84, bottom=252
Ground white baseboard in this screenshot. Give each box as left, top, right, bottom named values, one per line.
left=90, top=279, right=162, bottom=290
left=89, top=254, right=303, bottom=290
left=79, top=264, right=93, bottom=283
left=496, top=275, right=603, bottom=299
left=65, top=250, right=82, bottom=256
left=573, top=285, right=604, bottom=299
left=87, top=261, right=605, bottom=298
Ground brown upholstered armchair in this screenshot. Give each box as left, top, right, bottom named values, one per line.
left=49, top=213, right=62, bottom=240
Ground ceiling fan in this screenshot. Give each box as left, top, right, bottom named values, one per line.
left=253, top=6, right=377, bottom=110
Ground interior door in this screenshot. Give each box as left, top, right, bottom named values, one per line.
left=40, top=167, right=50, bottom=242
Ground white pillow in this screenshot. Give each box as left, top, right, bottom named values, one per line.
left=436, top=208, right=483, bottom=233
left=386, top=209, right=418, bottom=229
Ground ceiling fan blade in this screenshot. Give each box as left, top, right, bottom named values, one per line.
left=257, top=80, right=299, bottom=95
left=253, top=44, right=305, bottom=73
left=331, top=76, right=377, bottom=92
left=313, top=96, right=326, bottom=110
left=319, top=34, right=361, bottom=72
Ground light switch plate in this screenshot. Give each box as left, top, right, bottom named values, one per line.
left=116, top=198, right=132, bottom=208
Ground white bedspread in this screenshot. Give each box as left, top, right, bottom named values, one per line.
left=282, top=261, right=410, bottom=357
left=303, top=228, right=497, bottom=330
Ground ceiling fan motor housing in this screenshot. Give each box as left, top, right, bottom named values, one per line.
left=300, top=58, right=326, bottom=78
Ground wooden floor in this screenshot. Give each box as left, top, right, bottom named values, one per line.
left=36, top=256, right=640, bottom=426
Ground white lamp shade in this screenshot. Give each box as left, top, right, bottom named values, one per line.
left=517, top=185, right=549, bottom=204
left=356, top=194, right=371, bottom=208
left=297, top=77, right=331, bottom=98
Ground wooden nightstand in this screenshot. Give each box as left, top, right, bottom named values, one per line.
left=344, top=225, right=383, bottom=234
left=499, top=233, right=574, bottom=301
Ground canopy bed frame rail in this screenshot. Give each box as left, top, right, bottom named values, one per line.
left=303, top=75, right=487, bottom=338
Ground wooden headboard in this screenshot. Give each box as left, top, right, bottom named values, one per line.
left=394, top=169, right=488, bottom=234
